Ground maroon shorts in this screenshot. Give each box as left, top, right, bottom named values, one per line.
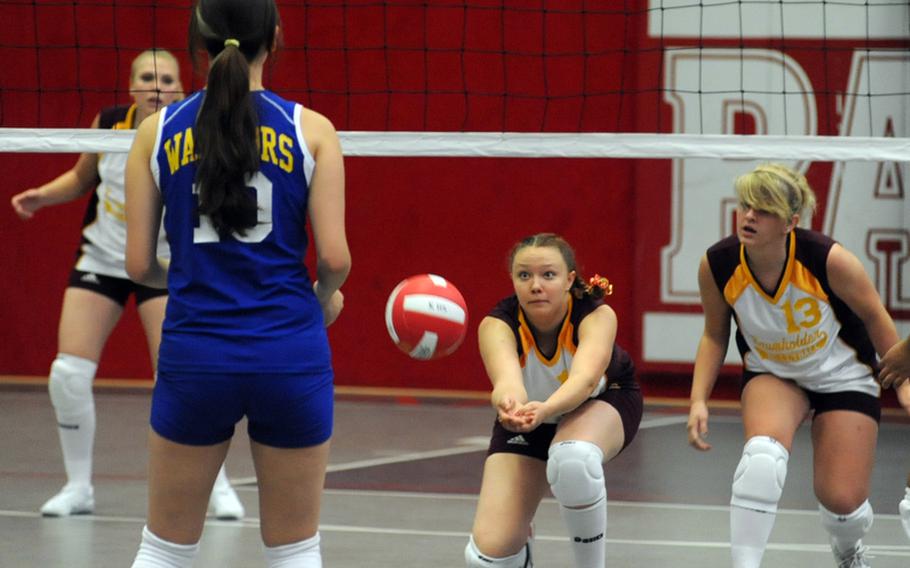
left=486, top=385, right=643, bottom=461
left=742, top=371, right=881, bottom=423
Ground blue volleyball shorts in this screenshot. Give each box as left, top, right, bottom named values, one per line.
left=151, top=369, right=334, bottom=448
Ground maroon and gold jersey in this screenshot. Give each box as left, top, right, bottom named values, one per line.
left=489, top=294, right=637, bottom=422
left=707, top=228, right=878, bottom=396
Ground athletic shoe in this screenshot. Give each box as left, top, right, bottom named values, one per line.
left=899, top=488, right=910, bottom=541
left=832, top=542, right=872, bottom=568
left=40, top=484, right=94, bottom=517
left=209, top=485, right=245, bottom=520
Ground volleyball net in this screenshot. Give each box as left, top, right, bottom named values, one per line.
left=1, top=0, right=908, bottom=159
left=1, top=0, right=908, bottom=387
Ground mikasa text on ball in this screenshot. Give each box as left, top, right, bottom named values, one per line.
left=385, top=274, right=468, bottom=360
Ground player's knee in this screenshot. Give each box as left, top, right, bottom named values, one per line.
left=546, top=440, right=606, bottom=508
left=49, top=353, right=97, bottom=415
left=731, top=436, right=789, bottom=513
left=465, top=536, right=528, bottom=568
left=815, top=486, right=868, bottom=515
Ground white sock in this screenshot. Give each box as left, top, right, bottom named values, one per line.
left=464, top=536, right=529, bottom=567
left=820, top=500, right=873, bottom=554
left=50, top=353, right=97, bottom=487
left=131, top=526, right=199, bottom=568
left=265, top=533, right=321, bottom=568
left=731, top=505, right=776, bottom=567
left=560, top=495, right=606, bottom=568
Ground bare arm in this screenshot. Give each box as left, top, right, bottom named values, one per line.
left=478, top=316, right=528, bottom=428
left=521, top=304, right=617, bottom=425
left=124, top=112, right=167, bottom=289
left=10, top=114, right=101, bottom=220
left=303, top=108, right=351, bottom=325
left=880, top=337, right=910, bottom=390
left=826, top=244, right=899, bottom=361
left=688, top=255, right=732, bottom=451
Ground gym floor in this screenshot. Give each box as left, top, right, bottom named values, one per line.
left=1, top=381, right=908, bottom=567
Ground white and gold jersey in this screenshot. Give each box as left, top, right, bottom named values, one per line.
left=707, top=228, right=879, bottom=396
left=490, top=294, right=637, bottom=422
left=76, top=104, right=169, bottom=278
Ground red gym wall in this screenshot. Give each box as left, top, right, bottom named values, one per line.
left=1, top=3, right=907, bottom=399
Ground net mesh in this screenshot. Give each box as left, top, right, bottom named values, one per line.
left=1, top=0, right=907, bottom=158
left=0, top=0, right=907, bottom=385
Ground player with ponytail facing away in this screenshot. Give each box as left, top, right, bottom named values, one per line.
left=687, top=163, right=907, bottom=568
left=465, top=233, right=642, bottom=568
left=125, top=0, right=349, bottom=566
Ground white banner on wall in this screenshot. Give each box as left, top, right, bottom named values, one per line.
left=649, top=0, right=910, bottom=40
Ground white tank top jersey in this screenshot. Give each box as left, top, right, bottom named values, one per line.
left=77, top=104, right=170, bottom=279
left=707, top=228, right=880, bottom=397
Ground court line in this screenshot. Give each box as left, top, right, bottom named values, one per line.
left=317, top=488, right=906, bottom=520
left=1, top=509, right=907, bottom=556
left=233, top=414, right=692, bottom=485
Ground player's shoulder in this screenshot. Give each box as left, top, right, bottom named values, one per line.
left=794, top=227, right=835, bottom=252
left=706, top=234, right=740, bottom=256
left=488, top=295, right=520, bottom=325
left=98, top=105, right=133, bottom=129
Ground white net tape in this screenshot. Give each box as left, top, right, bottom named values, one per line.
left=2, top=128, right=908, bottom=162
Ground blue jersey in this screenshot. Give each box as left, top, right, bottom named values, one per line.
left=151, top=90, right=331, bottom=374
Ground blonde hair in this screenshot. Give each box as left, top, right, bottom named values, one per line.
left=734, top=163, right=817, bottom=221
left=130, top=49, right=180, bottom=80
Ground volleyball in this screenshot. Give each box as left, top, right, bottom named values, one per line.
left=385, top=274, right=468, bottom=360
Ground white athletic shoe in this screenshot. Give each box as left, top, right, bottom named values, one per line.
left=209, top=485, right=245, bottom=520
left=832, top=542, right=872, bottom=568
left=899, top=489, right=910, bottom=541
left=40, top=484, right=94, bottom=517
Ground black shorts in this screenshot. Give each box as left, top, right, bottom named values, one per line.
left=742, top=371, right=881, bottom=423
left=487, top=386, right=643, bottom=462
left=68, top=268, right=167, bottom=307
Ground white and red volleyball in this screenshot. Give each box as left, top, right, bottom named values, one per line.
left=384, top=274, right=468, bottom=360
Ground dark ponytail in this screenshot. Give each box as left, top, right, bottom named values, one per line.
left=189, top=0, right=280, bottom=238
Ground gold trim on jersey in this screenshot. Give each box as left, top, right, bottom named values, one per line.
left=98, top=105, right=137, bottom=163
left=737, top=231, right=797, bottom=304
left=723, top=265, right=751, bottom=306
left=790, top=261, right=829, bottom=302
left=516, top=295, right=578, bottom=371
left=113, top=104, right=137, bottom=130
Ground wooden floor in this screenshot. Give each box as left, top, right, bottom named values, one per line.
left=1, top=382, right=909, bottom=567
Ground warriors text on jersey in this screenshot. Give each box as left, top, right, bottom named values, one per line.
left=151, top=90, right=330, bottom=374
left=489, top=294, right=637, bottom=423
left=706, top=228, right=879, bottom=396
left=77, top=105, right=169, bottom=278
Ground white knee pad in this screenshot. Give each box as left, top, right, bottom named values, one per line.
left=731, top=436, right=789, bottom=513
left=465, top=536, right=529, bottom=568
left=546, top=440, right=606, bottom=508
left=49, top=353, right=97, bottom=421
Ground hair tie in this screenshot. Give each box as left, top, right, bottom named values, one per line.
left=224, top=38, right=240, bottom=48
left=586, top=274, right=614, bottom=296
